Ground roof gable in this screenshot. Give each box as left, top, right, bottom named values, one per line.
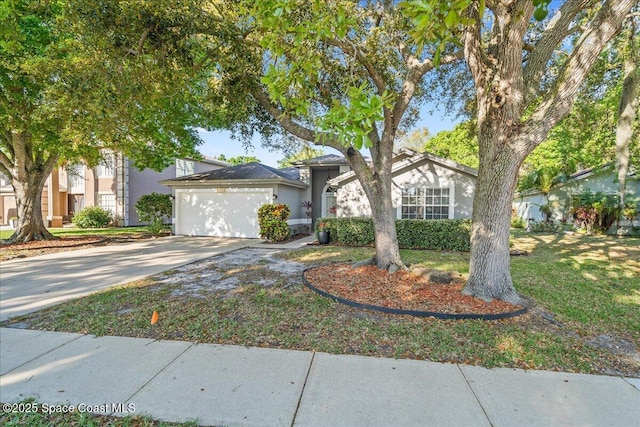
left=515, top=163, right=637, bottom=197
left=329, top=151, right=478, bottom=186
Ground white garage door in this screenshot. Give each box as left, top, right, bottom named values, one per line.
left=175, top=188, right=273, bottom=238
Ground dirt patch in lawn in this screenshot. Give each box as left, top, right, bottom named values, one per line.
left=304, top=263, right=524, bottom=316
left=153, top=248, right=307, bottom=297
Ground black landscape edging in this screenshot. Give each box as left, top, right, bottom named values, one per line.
left=302, top=267, right=527, bottom=321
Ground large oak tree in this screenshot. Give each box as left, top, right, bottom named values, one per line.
left=404, top=0, right=637, bottom=303
left=0, top=0, right=210, bottom=242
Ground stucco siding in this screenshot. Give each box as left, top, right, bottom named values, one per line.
left=336, top=160, right=476, bottom=220
left=1, top=194, right=16, bottom=225
left=275, top=185, right=306, bottom=221
left=127, top=162, right=177, bottom=225
left=564, top=170, right=625, bottom=194
left=129, top=160, right=224, bottom=226
left=513, top=193, right=547, bottom=222
left=337, top=180, right=370, bottom=217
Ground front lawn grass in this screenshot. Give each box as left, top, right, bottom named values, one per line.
left=3, top=232, right=638, bottom=376
left=0, top=226, right=149, bottom=240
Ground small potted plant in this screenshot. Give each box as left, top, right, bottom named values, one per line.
left=316, top=221, right=330, bottom=244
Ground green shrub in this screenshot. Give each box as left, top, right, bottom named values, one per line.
left=314, top=217, right=472, bottom=251
left=511, top=216, right=525, bottom=228
left=396, top=219, right=471, bottom=251
left=336, top=217, right=375, bottom=246
left=571, top=191, right=629, bottom=233
left=528, top=221, right=561, bottom=233
left=258, top=204, right=290, bottom=242
left=72, top=206, right=112, bottom=228
left=135, top=192, right=172, bottom=235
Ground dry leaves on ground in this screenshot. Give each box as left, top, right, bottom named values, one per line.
left=304, top=263, right=524, bottom=315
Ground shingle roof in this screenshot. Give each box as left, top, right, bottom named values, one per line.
left=160, top=162, right=307, bottom=186
left=277, top=167, right=301, bottom=180
left=166, top=162, right=302, bottom=183
left=291, top=154, right=348, bottom=166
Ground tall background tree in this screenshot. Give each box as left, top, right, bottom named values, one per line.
left=517, top=13, right=639, bottom=195
left=0, top=0, right=211, bottom=242
left=277, top=142, right=327, bottom=168
left=615, top=12, right=639, bottom=214
left=215, top=155, right=261, bottom=165
left=403, top=0, right=637, bottom=303
left=402, top=123, right=479, bottom=168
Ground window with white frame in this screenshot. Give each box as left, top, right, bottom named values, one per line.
left=401, top=187, right=450, bottom=220
left=97, top=153, right=115, bottom=178
left=98, top=193, right=116, bottom=214
left=176, top=159, right=195, bottom=177
left=67, top=164, right=85, bottom=190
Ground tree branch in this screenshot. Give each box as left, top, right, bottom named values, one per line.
left=391, top=50, right=463, bottom=131
left=526, top=0, right=636, bottom=151
left=523, top=0, right=593, bottom=103
left=462, top=4, right=487, bottom=119
left=251, top=85, right=348, bottom=154
left=0, top=148, right=12, bottom=173
left=124, top=25, right=154, bottom=57
left=324, top=37, right=386, bottom=95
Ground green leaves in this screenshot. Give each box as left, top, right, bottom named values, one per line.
left=135, top=192, right=173, bottom=235
left=258, top=203, right=291, bottom=242
left=400, top=0, right=480, bottom=66
left=317, top=85, right=393, bottom=149
left=401, top=0, right=551, bottom=66
left=533, top=0, right=551, bottom=21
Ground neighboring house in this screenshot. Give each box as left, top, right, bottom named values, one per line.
left=0, top=172, right=16, bottom=226
left=512, top=164, right=639, bottom=229
left=0, top=154, right=226, bottom=227
left=162, top=150, right=478, bottom=238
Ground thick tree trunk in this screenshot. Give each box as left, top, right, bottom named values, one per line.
left=616, top=26, right=638, bottom=214
left=368, top=175, right=404, bottom=273
left=9, top=173, right=55, bottom=242
left=463, top=145, right=525, bottom=305
left=3, top=131, right=58, bottom=243
left=345, top=142, right=405, bottom=273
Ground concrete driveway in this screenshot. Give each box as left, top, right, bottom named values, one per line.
left=0, top=236, right=251, bottom=321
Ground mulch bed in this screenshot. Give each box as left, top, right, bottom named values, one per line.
left=304, top=263, right=525, bottom=316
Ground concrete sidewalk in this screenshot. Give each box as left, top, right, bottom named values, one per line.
left=1, top=328, right=638, bottom=427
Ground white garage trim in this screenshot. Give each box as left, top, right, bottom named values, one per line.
left=175, top=187, right=273, bottom=238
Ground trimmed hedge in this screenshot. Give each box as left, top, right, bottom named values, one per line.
left=315, top=217, right=471, bottom=251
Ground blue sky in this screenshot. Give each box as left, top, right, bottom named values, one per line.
left=198, top=104, right=459, bottom=167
